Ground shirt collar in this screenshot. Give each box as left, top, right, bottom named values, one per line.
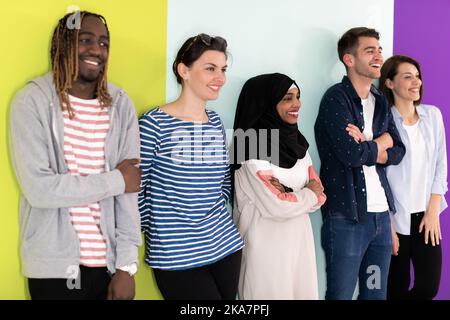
left=391, top=104, right=428, bottom=121
left=416, top=105, right=428, bottom=118
left=391, top=105, right=402, bottom=120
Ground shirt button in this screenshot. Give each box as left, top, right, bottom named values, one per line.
left=362, top=188, right=365, bottom=192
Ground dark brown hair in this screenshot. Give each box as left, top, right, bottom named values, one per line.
left=51, top=11, right=112, bottom=119
left=338, top=27, right=380, bottom=64
left=172, top=34, right=228, bottom=84
left=379, top=55, right=423, bottom=106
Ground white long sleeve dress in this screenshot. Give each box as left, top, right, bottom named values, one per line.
left=233, top=151, right=323, bottom=300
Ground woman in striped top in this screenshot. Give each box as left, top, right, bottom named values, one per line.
left=138, top=34, right=244, bottom=300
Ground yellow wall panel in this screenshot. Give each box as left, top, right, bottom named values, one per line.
left=0, top=0, right=167, bottom=299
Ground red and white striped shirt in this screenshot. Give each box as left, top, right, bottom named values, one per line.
left=63, top=95, right=110, bottom=267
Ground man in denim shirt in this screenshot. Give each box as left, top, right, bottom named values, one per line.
left=314, top=27, right=405, bottom=300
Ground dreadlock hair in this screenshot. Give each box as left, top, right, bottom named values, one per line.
left=50, top=11, right=112, bottom=119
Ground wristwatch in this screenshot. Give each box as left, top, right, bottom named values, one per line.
left=118, top=263, right=138, bottom=277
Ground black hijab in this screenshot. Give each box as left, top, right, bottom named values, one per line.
left=231, top=73, right=309, bottom=171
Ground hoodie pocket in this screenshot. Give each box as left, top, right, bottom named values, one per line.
left=21, top=206, right=79, bottom=259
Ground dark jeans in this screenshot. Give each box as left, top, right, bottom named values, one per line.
left=153, top=250, right=242, bottom=300
left=322, top=211, right=392, bottom=300
left=28, top=266, right=111, bottom=300
left=387, top=212, right=442, bottom=300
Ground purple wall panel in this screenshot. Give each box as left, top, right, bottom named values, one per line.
left=394, top=0, right=450, bottom=300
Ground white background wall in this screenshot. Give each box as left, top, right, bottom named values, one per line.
left=166, top=0, right=394, bottom=299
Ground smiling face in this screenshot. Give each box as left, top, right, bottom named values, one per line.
left=386, top=62, right=422, bottom=104
left=179, top=50, right=227, bottom=101
left=275, top=86, right=301, bottom=125
left=77, top=15, right=109, bottom=83
left=345, top=36, right=383, bottom=80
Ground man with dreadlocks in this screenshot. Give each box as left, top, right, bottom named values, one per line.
left=9, top=11, right=142, bottom=300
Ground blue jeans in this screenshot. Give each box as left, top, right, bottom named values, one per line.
left=322, top=211, right=392, bottom=300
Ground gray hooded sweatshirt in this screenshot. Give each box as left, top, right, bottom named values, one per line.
left=9, top=72, right=142, bottom=278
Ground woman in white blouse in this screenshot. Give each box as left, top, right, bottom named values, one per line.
left=379, top=55, right=448, bottom=300
left=230, top=73, right=326, bottom=299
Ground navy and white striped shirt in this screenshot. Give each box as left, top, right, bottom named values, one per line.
left=138, top=107, right=244, bottom=270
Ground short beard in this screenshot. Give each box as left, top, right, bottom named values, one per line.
left=355, top=67, right=379, bottom=80
left=79, top=72, right=100, bottom=83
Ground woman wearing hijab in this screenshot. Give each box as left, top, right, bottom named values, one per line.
left=231, top=73, right=326, bottom=300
